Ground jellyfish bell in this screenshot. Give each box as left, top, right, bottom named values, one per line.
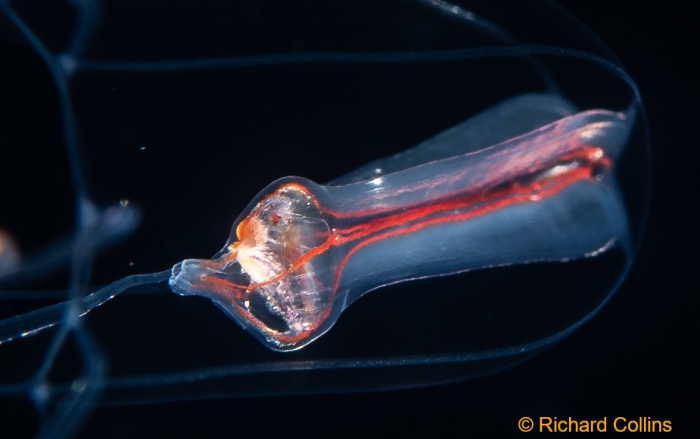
left=0, top=0, right=648, bottom=437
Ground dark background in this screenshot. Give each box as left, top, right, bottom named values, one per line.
left=0, top=0, right=695, bottom=437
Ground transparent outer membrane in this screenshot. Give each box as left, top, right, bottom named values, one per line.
left=0, top=0, right=649, bottom=437
left=170, top=101, right=633, bottom=351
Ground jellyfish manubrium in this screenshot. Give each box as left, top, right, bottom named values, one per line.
left=170, top=95, right=633, bottom=351
left=0, top=0, right=649, bottom=438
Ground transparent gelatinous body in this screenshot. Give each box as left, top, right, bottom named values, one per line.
left=0, top=0, right=650, bottom=437
left=170, top=99, right=633, bottom=350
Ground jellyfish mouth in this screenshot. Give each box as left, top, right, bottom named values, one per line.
left=226, top=184, right=336, bottom=348
left=169, top=183, right=337, bottom=350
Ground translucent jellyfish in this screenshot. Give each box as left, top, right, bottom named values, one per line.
left=0, top=0, right=649, bottom=437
